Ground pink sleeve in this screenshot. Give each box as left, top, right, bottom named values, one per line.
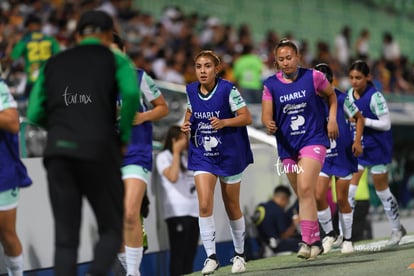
left=313, top=70, right=329, bottom=94
left=262, top=85, right=273, bottom=101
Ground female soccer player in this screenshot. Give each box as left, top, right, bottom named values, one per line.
left=262, top=39, right=339, bottom=260
left=314, top=63, right=364, bottom=254
left=0, top=78, right=32, bottom=275
left=112, top=33, right=169, bottom=276
left=346, top=60, right=406, bottom=247
left=181, top=50, right=253, bottom=274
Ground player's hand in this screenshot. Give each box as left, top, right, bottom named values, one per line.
left=181, top=121, right=191, bottom=135
left=265, top=120, right=277, bottom=134
left=121, top=144, right=128, bottom=155
left=327, top=119, right=339, bottom=140
left=132, top=112, right=144, bottom=126
left=209, top=117, right=225, bottom=130
left=352, top=141, right=363, bottom=157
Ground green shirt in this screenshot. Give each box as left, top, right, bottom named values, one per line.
left=233, top=54, right=264, bottom=90
left=10, top=31, right=61, bottom=84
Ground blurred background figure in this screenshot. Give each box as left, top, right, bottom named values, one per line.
left=382, top=32, right=401, bottom=92
left=9, top=14, right=60, bottom=104
left=355, top=28, right=370, bottom=61
left=251, top=185, right=300, bottom=258
left=334, top=25, right=352, bottom=73
left=156, top=125, right=199, bottom=276
left=233, top=44, right=264, bottom=104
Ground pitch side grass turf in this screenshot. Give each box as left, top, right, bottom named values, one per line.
left=189, top=234, right=414, bottom=276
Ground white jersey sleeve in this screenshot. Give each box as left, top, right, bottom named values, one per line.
left=366, top=92, right=391, bottom=131
left=370, top=91, right=389, bottom=116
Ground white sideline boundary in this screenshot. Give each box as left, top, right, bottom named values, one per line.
left=353, top=234, right=414, bottom=252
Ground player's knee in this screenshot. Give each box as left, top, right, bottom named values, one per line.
left=337, top=196, right=349, bottom=210
left=314, top=191, right=325, bottom=203
left=298, top=186, right=313, bottom=198
left=124, top=210, right=140, bottom=228
left=198, top=203, right=212, bottom=216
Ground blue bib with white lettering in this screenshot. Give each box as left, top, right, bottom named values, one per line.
left=263, top=68, right=329, bottom=159
left=0, top=130, right=32, bottom=192
left=322, top=89, right=357, bottom=177
left=186, top=78, right=253, bottom=176
left=120, top=69, right=153, bottom=170
left=348, top=85, right=392, bottom=165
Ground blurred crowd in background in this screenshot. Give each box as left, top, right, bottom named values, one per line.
left=1, top=0, right=414, bottom=104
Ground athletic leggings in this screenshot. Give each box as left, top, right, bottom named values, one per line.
left=166, top=216, right=199, bottom=276
left=44, top=157, right=124, bottom=276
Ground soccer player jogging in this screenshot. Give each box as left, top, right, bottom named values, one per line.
left=111, top=33, right=169, bottom=276
left=181, top=50, right=253, bottom=275
left=262, top=39, right=339, bottom=260
left=313, top=63, right=364, bottom=254
left=0, top=78, right=32, bottom=276
left=346, top=60, right=406, bottom=247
